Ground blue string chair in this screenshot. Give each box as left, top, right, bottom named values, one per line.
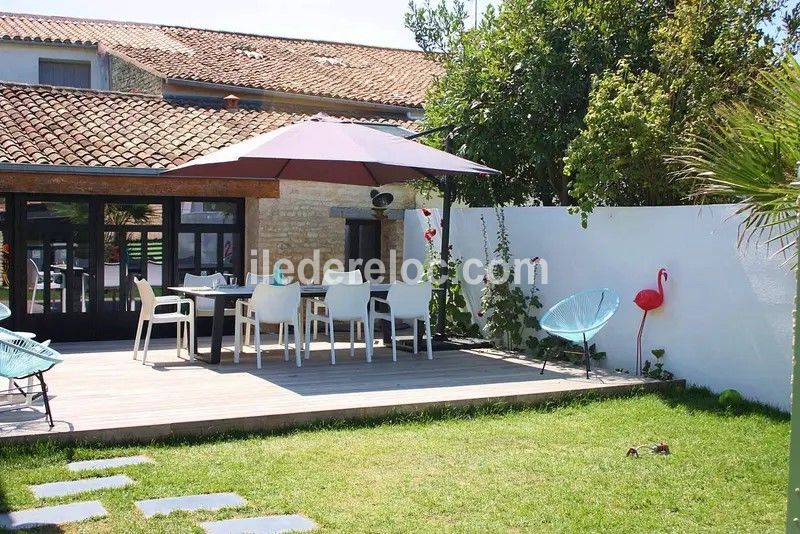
left=0, top=303, right=62, bottom=427
left=539, top=288, right=620, bottom=379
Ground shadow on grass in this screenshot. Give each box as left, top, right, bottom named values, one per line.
left=0, top=474, right=6, bottom=514
left=0, top=477, right=65, bottom=533
left=0, top=385, right=787, bottom=461
left=655, top=384, right=789, bottom=423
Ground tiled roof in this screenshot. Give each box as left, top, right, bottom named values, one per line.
left=0, top=83, right=415, bottom=169
left=0, top=13, right=440, bottom=108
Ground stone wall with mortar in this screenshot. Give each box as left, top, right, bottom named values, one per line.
left=109, top=55, right=162, bottom=94
left=245, top=181, right=416, bottom=282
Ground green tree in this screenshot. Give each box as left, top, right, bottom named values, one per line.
left=406, top=0, right=798, bottom=218
left=565, top=63, right=677, bottom=223
left=672, top=54, right=800, bottom=533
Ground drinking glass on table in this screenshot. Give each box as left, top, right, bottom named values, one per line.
left=229, top=276, right=238, bottom=287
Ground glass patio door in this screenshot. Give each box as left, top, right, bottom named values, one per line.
left=16, top=197, right=95, bottom=340
left=9, top=195, right=243, bottom=341
left=100, top=200, right=167, bottom=313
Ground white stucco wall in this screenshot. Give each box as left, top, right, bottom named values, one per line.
left=0, top=42, right=107, bottom=89
left=405, top=205, right=796, bottom=410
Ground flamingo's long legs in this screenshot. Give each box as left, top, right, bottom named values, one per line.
left=636, top=310, right=648, bottom=376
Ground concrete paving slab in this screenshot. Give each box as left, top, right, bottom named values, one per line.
left=0, top=501, right=107, bottom=530
left=136, top=493, right=246, bottom=518
left=67, top=455, right=153, bottom=471
left=200, top=514, right=317, bottom=533
left=30, top=474, right=133, bottom=498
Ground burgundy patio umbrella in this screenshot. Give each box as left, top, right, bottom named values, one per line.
left=163, top=114, right=500, bottom=341
left=163, top=114, right=498, bottom=183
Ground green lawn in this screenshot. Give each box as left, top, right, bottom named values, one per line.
left=0, top=388, right=789, bottom=533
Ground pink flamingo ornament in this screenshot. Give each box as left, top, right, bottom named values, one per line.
left=633, top=268, right=668, bottom=376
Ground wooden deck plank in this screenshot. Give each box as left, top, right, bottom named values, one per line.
left=0, top=336, right=681, bottom=444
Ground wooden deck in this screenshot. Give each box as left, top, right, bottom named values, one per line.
left=0, top=335, right=679, bottom=443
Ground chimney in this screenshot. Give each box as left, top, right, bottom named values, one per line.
left=223, top=94, right=240, bottom=112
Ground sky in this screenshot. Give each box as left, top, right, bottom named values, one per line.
left=0, top=0, right=499, bottom=50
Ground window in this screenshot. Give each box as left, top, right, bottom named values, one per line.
left=179, top=201, right=238, bottom=224
left=175, top=200, right=243, bottom=282
left=39, top=60, right=91, bottom=88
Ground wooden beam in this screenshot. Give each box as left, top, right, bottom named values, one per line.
left=0, top=172, right=279, bottom=198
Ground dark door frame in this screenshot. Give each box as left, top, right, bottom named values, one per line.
left=7, top=194, right=245, bottom=341
left=344, top=218, right=382, bottom=280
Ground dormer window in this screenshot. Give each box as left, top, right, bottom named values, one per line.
left=39, top=59, right=91, bottom=89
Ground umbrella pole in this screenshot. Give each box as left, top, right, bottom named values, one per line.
left=404, top=124, right=458, bottom=343
left=435, top=173, right=453, bottom=341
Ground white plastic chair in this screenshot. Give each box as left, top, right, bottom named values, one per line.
left=313, top=269, right=363, bottom=340
left=103, top=262, right=121, bottom=288
left=242, top=272, right=284, bottom=346
left=245, top=272, right=273, bottom=285
left=146, top=260, right=163, bottom=287
left=183, top=272, right=233, bottom=317
left=306, top=282, right=372, bottom=365
left=234, top=283, right=302, bottom=369
left=132, top=277, right=195, bottom=365
left=370, top=282, right=433, bottom=362
left=26, top=258, right=66, bottom=313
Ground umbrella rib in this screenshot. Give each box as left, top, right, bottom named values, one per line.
left=362, top=162, right=380, bottom=186
left=274, top=158, right=292, bottom=179
left=412, top=167, right=446, bottom=189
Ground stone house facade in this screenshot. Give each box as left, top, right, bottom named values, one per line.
left=0, top=12, right=439, bottom=338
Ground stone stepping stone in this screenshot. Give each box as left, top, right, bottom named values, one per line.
left=68, top=455, right=153, bottom=472
left=30, top=474, right=134, bottom=498
left=0, top=501, right=107, bottom=530
left=136, top=493, right=246, bottom=518
left=200, top=514, right=317, bottom=534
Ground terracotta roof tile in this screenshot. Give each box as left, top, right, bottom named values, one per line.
left=0, top=83, right=416, bottom=169
left=0, top=12, right=440, bottom=108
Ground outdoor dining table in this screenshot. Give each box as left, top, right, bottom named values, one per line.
left=168, top=283, right=392, bottom=364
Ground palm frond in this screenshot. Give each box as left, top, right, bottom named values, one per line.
left=671, top=56, right=800, bottom=269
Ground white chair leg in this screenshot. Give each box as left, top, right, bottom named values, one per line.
left=278, top=322, right=284, bottom=346
left=349, top=321, right=355, bottom=358
left=413, top=319, right=419, bottom=354
left=133, top=316, right=144, bottom=360
left=357, top=320, right=362, bottom=341
left=328, top=317, right=336, bottom=365
left=424, top=316, right=433, bottom=360
left=363, top=312, right=372, bottom=362
left=188, top=318, right=195, bottom=361
left=313, top=314, right=319, bottom=340
left=176, top=322, right=182, bottom=357
left=245, top=319, right=251, bottom=347
left=293, top=316, right=302, bottom=367
left=254, top=320, right=262, bottom=369
left=304, top=302, right=312, bottom=360
left=234, top=315, right=242, bottom=364
left=390, top=313, right=397, bottom=362
left=283, top=322, right=290, bottom=362
left=25, top=376, right=34, bottom=407
left=141, top=321, right=153, bottom=365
